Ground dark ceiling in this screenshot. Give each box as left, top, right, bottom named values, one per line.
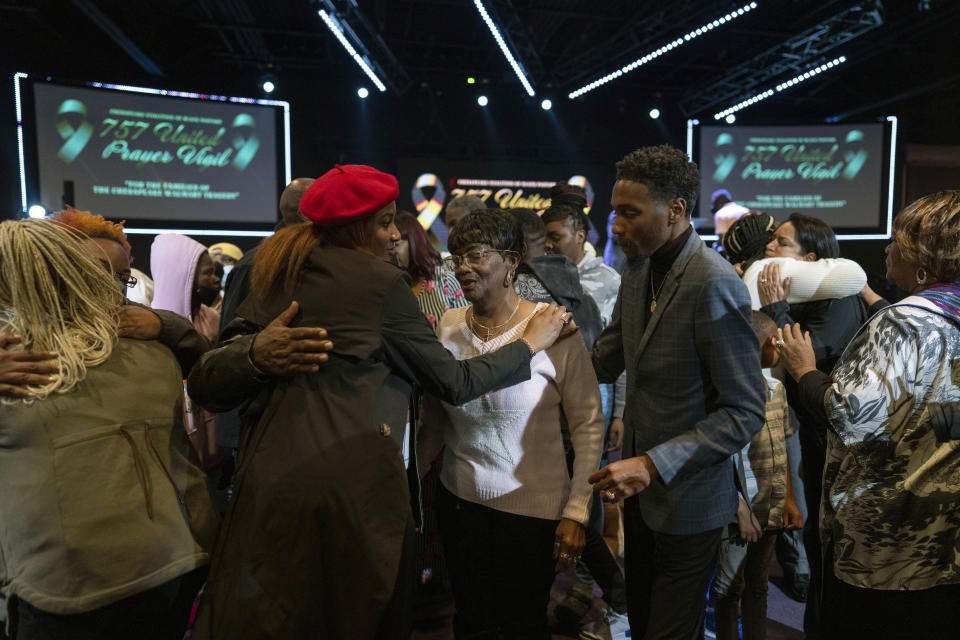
left=2, top=0, right=959, bottom=212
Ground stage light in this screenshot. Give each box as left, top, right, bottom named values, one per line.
left=713, top=55, right=847, bottom=120
left=467, top=76, right=476, bottom=85
left=477, top=95, right=489, bottom=107
left=649, top=108, right=661, bottom=119
left=318, top=9, right=387, bottom=92
left=568, top=2, right=757, bottom=99
left=28, top=205, right=46, bottom=219
left=541, top=99, right=552, bottom=111
left=260, top=77, right=276, bottom=94
left=473, top=0, right=535, bottom=97
left=357, top=87, right=369, bottom=99
left=725, top=114, right=736, bottom=124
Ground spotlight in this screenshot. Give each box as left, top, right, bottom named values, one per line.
left=467, top=76, right=477, bottom=85
left=357, top=87, right=369, bottom=99
left=477, top=95, right=488, bottom=107
left=540, top=99, right=552, bottom=111
left=725, top=114, right=737, bottom=124
left=260, top=74, right=277, bottom=94
left=27, top=204, right=46, bottom=219
left=649, top=108, right=661, bottom=119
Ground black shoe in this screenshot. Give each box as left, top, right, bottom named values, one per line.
left=783, top=573, right=809, bottom=602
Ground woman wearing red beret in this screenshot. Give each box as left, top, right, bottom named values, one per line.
left=187, top=165, right=572, bottom=640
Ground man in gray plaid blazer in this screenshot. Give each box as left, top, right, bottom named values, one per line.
left=590, top=145, right=765, bottom=639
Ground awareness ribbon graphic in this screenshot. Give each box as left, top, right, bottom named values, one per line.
left=412, top=173, right=447, bottom=231
left=55, top=99, right=93, bottom=163
left=713, top=133, right=737, bottom=183
left=231, top=114, right=260, bottom=170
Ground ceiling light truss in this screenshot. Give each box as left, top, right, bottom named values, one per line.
left=680, top=1, right=883, bottom=116
left=567, top=2, right=758, bottom=99
left=713, top=56, right=848, bottom=119
left=473, top=0, right=536, bottom=96
left=315, top=0, right=411, bottom=95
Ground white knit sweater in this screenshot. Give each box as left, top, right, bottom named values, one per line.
left=421, top=303, right=604, bottom=525
left=742, top=257, right=867, bottom=310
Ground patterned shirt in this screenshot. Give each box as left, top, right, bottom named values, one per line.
left=739, top=372, right=793, bottom=529
left=417, top=263, right=467, bottom=336
left=819, top=299, right=960, bottom=590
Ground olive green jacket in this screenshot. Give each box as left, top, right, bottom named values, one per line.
left=0, top=337, right=217, bottom=616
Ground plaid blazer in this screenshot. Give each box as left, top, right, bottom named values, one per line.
left=592, top=230, right=765, bottom=535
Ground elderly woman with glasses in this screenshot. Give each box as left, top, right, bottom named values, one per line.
left=420, top=209, right=605, bottom=639
left=777, top=191, right=960, bottom=638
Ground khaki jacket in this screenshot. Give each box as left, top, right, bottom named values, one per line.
left=0, top=338, right=217, bottom=615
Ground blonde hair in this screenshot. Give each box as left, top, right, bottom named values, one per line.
left=894, top=190, right=960, bottom=284
left=0, top=219, right=121, bottom=404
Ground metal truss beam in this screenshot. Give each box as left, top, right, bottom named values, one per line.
left=315, top=0, right=412, bottom=95
left=485, top=0, right=546, bottom=88
left=552, top=0, right=702, bottom=89
left=679, top=1, right=884, bottom=117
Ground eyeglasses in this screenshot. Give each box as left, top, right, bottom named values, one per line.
left=116, top=273, right=138, bottom=289
left=443, top=249, right=517, bottom=270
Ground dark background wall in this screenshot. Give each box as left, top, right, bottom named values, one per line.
left=2, top=0, right=958, bottom=294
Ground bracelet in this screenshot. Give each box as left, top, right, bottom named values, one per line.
left=519, top=337, right=537, bottom=357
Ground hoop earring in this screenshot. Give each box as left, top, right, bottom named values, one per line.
left=916, top=267, right=927, bottom=286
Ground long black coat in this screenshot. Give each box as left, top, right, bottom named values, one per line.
left=188, top=246, right=532, bottom=639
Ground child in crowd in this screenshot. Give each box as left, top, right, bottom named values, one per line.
left=712, top=311, right=804, bottom=640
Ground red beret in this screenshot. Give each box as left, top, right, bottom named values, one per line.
left=299, top=164, right=399, bottom=227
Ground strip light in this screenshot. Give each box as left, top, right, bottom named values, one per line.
left=124, top=228, right=273, bottom=237
left=473, top=0, right=535, bottom=97
left=317, top=9, right=387, bottom=93
left=713, top=56, right=847, bottom=120
left=14, top=72, right=28, bottom=212
left=568, top=2, right=758, bottom=100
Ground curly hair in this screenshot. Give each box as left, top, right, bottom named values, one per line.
left=49, top=206, right=132, bottom=261
left=448, top=209, right=525, bottom=257
left=893, top=190, right=960, bottom=284
left=615, top=145, right=701, bottom=216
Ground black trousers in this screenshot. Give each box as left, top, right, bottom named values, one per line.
left=797, top=423, right=825, bottom=639
left=579, top=490, right=628, bottom=612
left=11, top=567, right=206, bottom=640
left=821, top=546, right=960, bottom=640
left=622, top=496, right=722, bottom=640
left=435, top=484, right=557, bottom=640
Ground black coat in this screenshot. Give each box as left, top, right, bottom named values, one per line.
left=188, top=246, right=532, bottom=640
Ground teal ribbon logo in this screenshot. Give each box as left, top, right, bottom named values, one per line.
left=842, top=129, right=867, bottom=180
left=713, top=133, right=736, bottom=183
left=55, top=99, right=92, bottom=163
left=231, top=114, right=260, bottom=170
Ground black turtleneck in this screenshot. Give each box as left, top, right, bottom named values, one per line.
left=647, top=224, right=693, bottom=319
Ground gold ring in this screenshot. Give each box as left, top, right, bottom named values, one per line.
left=760, top=278, right=768, bottom=283
left=604, top=490, right=616, bottom=501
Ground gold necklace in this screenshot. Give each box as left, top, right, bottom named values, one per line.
left=470, top=298, right=521, bottom=341
left=649, top=270, right=668, bottom=313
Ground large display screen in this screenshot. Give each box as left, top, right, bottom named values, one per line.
left=21, top=78, right=288, bottom=225
left=693, top=120, right=895, bottom=238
